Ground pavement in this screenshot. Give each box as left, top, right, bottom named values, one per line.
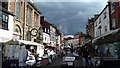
left=45, top=53, right=84, bottom=68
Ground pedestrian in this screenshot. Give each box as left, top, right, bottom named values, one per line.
left=60, top=50, right=65, bottom=59
left=82, top=46, right=89, bottom=67
left=19, top=45, right=27, bottom=68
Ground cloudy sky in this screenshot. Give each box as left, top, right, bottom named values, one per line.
left=34, top=0, right=108, bottom=35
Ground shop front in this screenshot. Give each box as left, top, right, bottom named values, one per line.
left=92, top=28, right=120, bottom=67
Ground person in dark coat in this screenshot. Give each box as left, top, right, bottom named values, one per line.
left=82, top=46, right=89, bottom=66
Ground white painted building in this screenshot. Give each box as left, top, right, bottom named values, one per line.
left=50, top=25, right=56, bottom=46
left=56, top=35, right=61, bottom=45
left=67, top=39, right=79, bottom=46
left=94, top=5, right=110, bottom=37
left=0, top=8, right=14, bottom=68
left=43, top=32, right=50, bottom=44
left=0, top=13, right=14, bottom=42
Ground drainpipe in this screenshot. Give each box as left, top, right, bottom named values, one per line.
left=23, top=1, right=25, bottom=40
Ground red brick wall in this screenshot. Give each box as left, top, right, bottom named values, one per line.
left=110, top=2, right=120, bottom=29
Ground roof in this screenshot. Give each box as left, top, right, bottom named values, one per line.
left=93, top=5, right=108, bottom=23
left=28, top=2, right=41, bottom=14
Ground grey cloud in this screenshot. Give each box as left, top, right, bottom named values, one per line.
left=34, top=2, right=107, bottom=35
left=35, top=0, right=108, bottom=2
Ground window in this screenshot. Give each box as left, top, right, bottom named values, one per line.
left=97, top=26, right=101, bottom=36
left=34, top=13, right=38, bottom=27
left=48, top=29, right=50, bottom=33
left=111, top=3, right=115, bottom=13
left=2, top=2, right=8, bottom=10
left=95, top=22, right=97, bottom=27
left=1, top=13, right=9, bottom=30
left=45, top=28, right=46, bottom=32
left=15, top=0, right=22, bottom=20
left=27, top=6, right=32, bottom=25
left=103, top=12, right=107, bottom=19
left=104, top=25, right=107, bottom=32
left=99, top=18, right=101, bottom=23
left=98, top=29, right=101, bottom=36
left=111, top=18, right=116, bottom=29
left=96, top=31, right=98, bottom=37
left=45, top=37, right=46, bottom=41
left=100, top=29, right=101, bottom=35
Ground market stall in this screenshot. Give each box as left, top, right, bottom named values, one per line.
left=3, top=39, right=44, bottom=67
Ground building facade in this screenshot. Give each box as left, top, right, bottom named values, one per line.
left=0, top=1, right=14, bottom=67
left=86, top=14, right=99, bottom=38
left=40, top=16, right=50, bottom=45
left=94, top=5, right=110, bottom=37
left=50, top=24, right=57, bottom=46
left=91, top=2, right=120, bottom=59
left=24, top=1, right=41, bottom=42
left=9, top=0, right=41, bottom=42
left=108, top=1, right=120, bottom=30
left=9, top=0, right=25, bottom=40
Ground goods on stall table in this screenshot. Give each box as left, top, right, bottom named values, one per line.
left=26, top=55, right=36, bottom=66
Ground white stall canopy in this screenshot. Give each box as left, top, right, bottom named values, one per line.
left=4, top=39, right=44, bottom=46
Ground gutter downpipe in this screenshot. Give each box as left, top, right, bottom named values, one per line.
left=23, top=1, right=25, bottom=40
